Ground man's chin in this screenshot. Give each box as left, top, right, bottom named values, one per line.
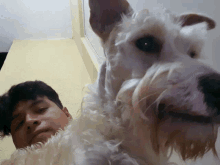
left=30, top=132, right=53, bottom=147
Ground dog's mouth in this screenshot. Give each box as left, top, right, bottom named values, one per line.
left=151, top=103, right=218, bottom=161
left=157, top=104, right=213, bottom=124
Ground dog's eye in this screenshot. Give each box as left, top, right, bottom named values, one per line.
left=189, top=51, right=197, bottom=58
left=135, top=36, right=161, bottom=53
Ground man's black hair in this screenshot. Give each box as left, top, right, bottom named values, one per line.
left=0, top=80, right=63, bottom=138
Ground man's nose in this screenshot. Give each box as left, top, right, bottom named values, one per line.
left=25, top=113, right=40, bottom=130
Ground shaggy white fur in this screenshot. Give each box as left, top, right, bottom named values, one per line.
left=1, top=0, right=220, bottom=164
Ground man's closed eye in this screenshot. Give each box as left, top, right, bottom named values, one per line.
left=37, top=108, right=47, bottom=113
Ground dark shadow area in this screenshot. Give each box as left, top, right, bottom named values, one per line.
left=0, top=52, right=8, bottom=71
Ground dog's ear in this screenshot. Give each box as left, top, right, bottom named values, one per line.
left=89, top=0, right=133, bottom=43
left=178, top=13, right=216, bottom=30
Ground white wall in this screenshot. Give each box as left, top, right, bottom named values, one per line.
left=0, top=0, right=72, bottom=52
left=83, top=0, right=220, bottom=71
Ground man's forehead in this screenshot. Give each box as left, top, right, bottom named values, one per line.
left=13, top=96, right=49, bottom=115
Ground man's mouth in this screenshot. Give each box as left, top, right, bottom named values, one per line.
left=29, top=129, right=50, bottom=145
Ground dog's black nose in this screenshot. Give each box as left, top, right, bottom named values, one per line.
left=198, top=73, right=220, bottom=114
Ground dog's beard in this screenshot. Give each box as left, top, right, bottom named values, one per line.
left=116, top=63, right=219, bottom=161
left=151, top=117, right=218, bottom=160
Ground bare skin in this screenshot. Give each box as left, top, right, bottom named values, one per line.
left=10, top=96, right=72, bottom=149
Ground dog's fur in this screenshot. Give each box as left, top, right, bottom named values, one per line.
left=1, top=0, right=220, bottom=164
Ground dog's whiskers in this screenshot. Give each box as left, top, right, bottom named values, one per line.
left=132, top=90, right=164, bottom=121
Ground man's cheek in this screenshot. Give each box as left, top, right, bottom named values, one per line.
left=13, top=132, right=26, bottom=148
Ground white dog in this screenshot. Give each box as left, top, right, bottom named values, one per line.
left=1, top=0, right=220, bottom=164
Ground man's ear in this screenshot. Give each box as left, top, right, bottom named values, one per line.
left=62, top=107, right=72, bottom=119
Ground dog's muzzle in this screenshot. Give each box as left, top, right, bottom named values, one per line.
left=118, top=62, right=220, bottom=125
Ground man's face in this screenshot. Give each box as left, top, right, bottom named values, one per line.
left=10, top=96, right=71, bottom=149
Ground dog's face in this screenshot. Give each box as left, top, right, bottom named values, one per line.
left=89, top=0, right=219, bottom=161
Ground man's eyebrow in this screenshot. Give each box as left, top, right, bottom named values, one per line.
left=12, top=100, right=45, bottom=120
left=12, top=114, right=20, bottom=121
left=30, top=99, right=45, bottom=108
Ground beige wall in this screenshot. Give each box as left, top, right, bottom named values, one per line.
left=0, top=39, right=92, bottom=160
left=69, top=0, right=99, bottom=82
